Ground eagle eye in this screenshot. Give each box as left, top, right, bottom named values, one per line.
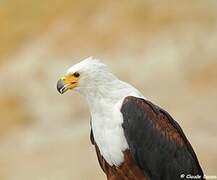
left=73, top=72, right=80, bottom=78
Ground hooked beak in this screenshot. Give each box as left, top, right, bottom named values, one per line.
left=57, top=75, right=79, bottom=94
left=57, top=79, right=69, bottom=94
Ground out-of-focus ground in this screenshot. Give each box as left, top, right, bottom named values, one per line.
left=0, top=1, right=217, bottom=179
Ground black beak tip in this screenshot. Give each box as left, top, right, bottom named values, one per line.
left=57, top=79, right=65, bottom=94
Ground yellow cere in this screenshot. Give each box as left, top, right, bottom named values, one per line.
left=61, top=74, right=79, bottom=88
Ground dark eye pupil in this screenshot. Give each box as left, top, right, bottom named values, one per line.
left=74, top=72, right=80, bottom=77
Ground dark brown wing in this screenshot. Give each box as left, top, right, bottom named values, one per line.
left=121, top=96, right=204, bottom=180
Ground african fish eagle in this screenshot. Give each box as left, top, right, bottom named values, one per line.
left=57, top=57, right=204, bottom=180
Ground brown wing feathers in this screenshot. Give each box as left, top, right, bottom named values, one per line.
left=121, top=96, right=204, bottom=180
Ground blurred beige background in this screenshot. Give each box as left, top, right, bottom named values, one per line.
left=0, top=1, right=217, bottom=179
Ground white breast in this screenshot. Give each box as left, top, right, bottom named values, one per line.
left=82, top=79, right=144, bottom=166
left=91, top=99, right=129, bottom=166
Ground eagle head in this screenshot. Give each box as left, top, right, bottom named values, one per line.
left=57, top=57, right=112, bottom=94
